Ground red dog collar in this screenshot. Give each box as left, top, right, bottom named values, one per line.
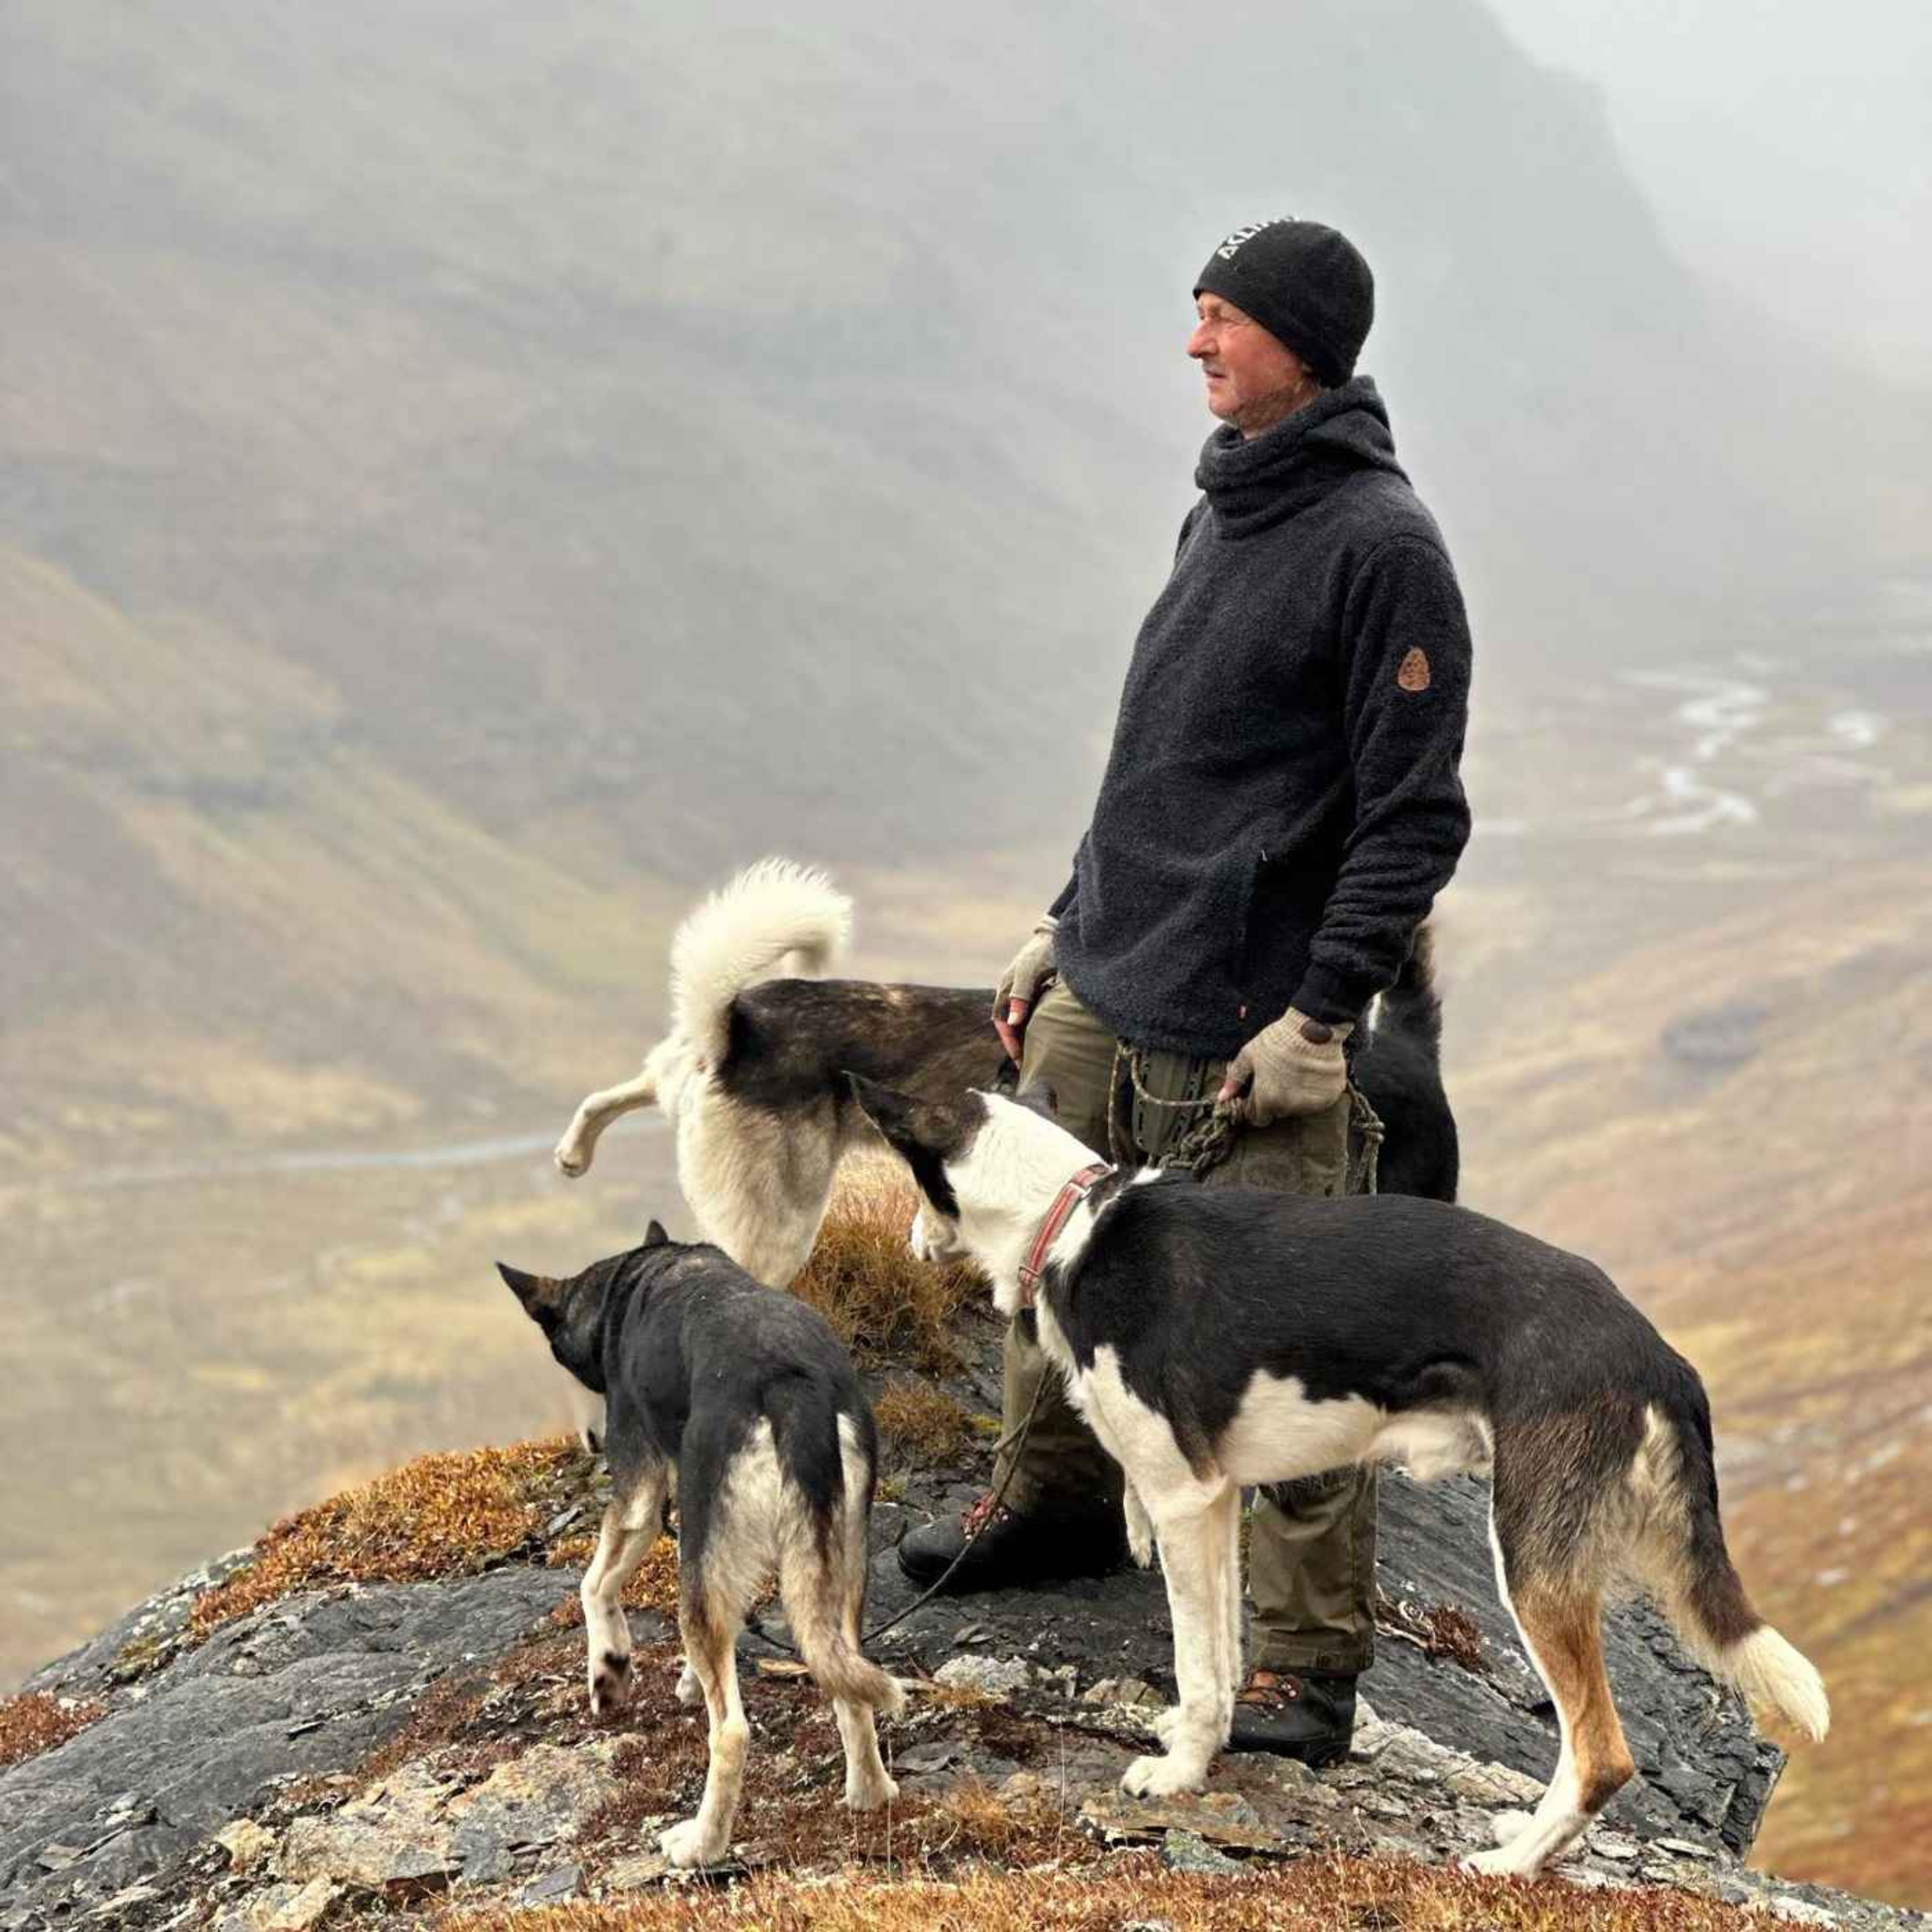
left=1017, top=1162, right=1114, bottom=1307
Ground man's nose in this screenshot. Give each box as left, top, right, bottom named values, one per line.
left=1187, top=320, right=1213, bottom=359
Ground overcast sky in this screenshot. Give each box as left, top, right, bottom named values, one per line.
left=1484, top=0, right=1931, bottom=384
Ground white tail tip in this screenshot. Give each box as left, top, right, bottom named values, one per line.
left=1727, top=1625, right=1830, bottom=1743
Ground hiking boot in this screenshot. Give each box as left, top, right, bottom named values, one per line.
left=895, top=1491, right=1128, bottom=1593
left=1226, top=1668, right=1358, bottom=1766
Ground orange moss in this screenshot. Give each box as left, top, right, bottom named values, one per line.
left=791, top=1167, right=983, bottom=1374
left=873, top=1381, right=976, bottom=1464
left=545, top=1533, right=683, bottom=1615
left=191, top=1438, right=591, bottom=1636
left=0, top=1692, right=106, bottom=1770
left=444, top=1850, right=1781, bottom=1931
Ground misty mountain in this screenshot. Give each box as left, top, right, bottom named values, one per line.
left=5, top=0, right=1926, bottom=1132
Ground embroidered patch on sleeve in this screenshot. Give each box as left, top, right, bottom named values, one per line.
left=1396, top=647, right=1431, bottom=692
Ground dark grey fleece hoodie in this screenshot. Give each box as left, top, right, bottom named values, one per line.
left=1051, top=376, right=1472, bottom=1057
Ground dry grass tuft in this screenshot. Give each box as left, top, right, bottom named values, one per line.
left=925, top=1775, right=1069, bottom=1862
left=1376, top=1593, right=1490, bottom=1676
left=191, top=1438, right=591, bottom=1636
left=0, top=1692, right=106, bottom=1770
left=873, top=1381, right=977, bottom=1464
left=444, top=1848, right=1784, bottom=1931
left=545, top=1533, right=682, bottom=1617
left=791, top=1165, right=983, bottom=1374
left=911, top=1679, right=999, bottom=1711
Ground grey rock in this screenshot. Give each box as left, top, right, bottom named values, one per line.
left=1769, top=1899, right=1841, bottom=1928
left=0, top=1567, right=571, bottom=1918
left=931, top=1654, right=1032, bottom=1697
left=1080, top=1676, right=1162, bottom=1709
left=280, top=1740, right=620, bottom=1890
left=213, top=1818, right=276, bottom=1872
left=280, top=1759, right=457, bottom=1889
left=518, top=1863, right=582, bottom=1907
left=603, top=1850, right=672, bottom=1891
left=1161, top=1828, right=1242, bottom=1876
left=1443, top=1760, right=1545, bottom=1808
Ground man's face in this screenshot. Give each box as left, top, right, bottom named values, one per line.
left=1188, top=293, right=1316, bottom=435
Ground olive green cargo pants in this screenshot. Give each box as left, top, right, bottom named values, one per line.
left=995, top=978, right=1377, bottom=1676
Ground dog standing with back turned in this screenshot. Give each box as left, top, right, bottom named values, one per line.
left=898, top=219, right=1474, bottom=1768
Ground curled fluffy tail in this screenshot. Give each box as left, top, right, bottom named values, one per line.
left=670, top=858, right=852, bottom=1067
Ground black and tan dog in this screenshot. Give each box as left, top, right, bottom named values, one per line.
left=497, top=1226, right=903, bottom=1869
left=849, top=1075, right=1828, bottom=1880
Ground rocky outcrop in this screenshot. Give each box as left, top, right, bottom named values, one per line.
left=3, top=1364, right=1915, bottom=1929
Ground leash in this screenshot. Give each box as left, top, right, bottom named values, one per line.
left=740, top=1368, right=1051, bottom=1659
left=743, top=1162, right=1111, bottom=1659
left=1109, top=1039, right=1236, bottom=1175
left=819, top=1160, right=1108, bottom=1650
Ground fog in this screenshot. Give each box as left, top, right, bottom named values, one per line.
left=1486, top=0, right=1932, bottom=379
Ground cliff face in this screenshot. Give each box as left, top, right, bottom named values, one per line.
left=2, top=1403, right=1906, bottom=1927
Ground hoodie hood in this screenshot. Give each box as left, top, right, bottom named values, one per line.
left=1195, top=375, right=1407, bottom=538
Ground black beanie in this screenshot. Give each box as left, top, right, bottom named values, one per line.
left=1193, top=218, right=1374, bottom=388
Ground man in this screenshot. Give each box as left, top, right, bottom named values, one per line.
left=898, top=218, right=1473, bottom=1765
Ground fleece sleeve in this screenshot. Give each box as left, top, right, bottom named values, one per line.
left=1291, top=535, right=1473, bottom=1025
left=1046, top=829, right=1088, bottom=920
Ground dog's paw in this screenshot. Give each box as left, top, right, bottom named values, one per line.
left=1461, top=1840, right=1540, bottom=1879
left=589, top=1648, right=634, bottom=1717
left=675, top=1660, right=702, bottom=1706
left=1121, top=1751, right=1209, bottom=1799
left=553, top=1139, right=590, bottom=1179
left=659, top=1817, right=727, bottom=1870
left=843, top=1771, right=898, bottom=1812
left=1488, top=1809, right=1533, bottom=1847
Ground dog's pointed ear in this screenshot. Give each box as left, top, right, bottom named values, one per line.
left=844, top=1070, right=914, bottom=1140
left=1012, top=1079, right=1060, bottom=1121
left=643, top=1219, right=669, bottom=1248
left=497, top=1262, right=548, bottom=1318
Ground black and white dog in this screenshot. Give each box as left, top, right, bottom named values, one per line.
left=848, top=1077, right=1828, bottom=1880
left=497, top=1226, right=904, bottom=1869
left=553, top=860, right=1458, bottom=1294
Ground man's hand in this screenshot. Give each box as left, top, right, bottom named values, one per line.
left=992, top=916, right=1059, bottom=1062
left=1216, top=1007, right=1354, bottom=1126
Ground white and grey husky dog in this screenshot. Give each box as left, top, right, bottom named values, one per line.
left=553, top=859, right=1003, bottom=1291
left=554, top=858, right=1461, bottom=1298
left=848, top=1074, right=1829, bottom=1881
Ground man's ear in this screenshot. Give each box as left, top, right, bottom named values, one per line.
left=643, top=1219, right=670, bottom=1247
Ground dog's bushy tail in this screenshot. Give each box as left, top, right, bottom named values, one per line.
left=1380, top=921, right=1443, bottom=1050
left=1634, top=1399, right=1830, bottom=1743
left=670, top=858, right=852, bottom=1068
left=788, top=1581, right=905, bottom=1714
left=772, top=1397, right=904, bottom=1718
